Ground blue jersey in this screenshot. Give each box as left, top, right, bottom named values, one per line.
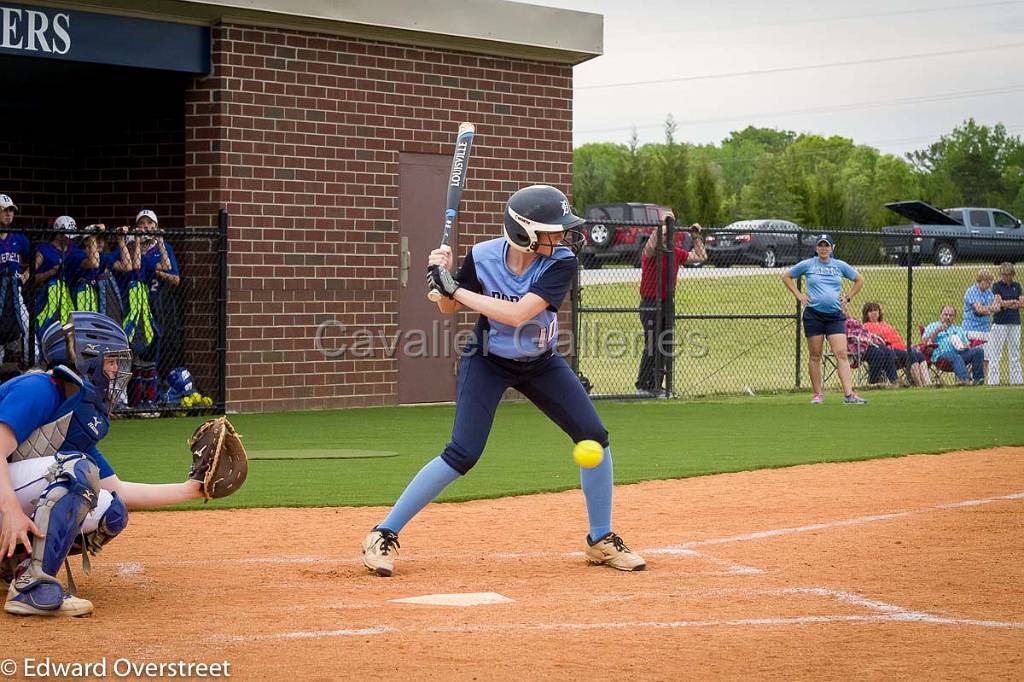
left=455, top=238, right=576, bottom=360
left=62, top=243, right=87, bottom=286
left=142, top=241, right=180, bottom=293
left=73, top=252, right=118, bottom=286
left=0, top=371, right=116, bottom=479
left=0, top=232, right=29, bottom=275
left=788, top=256, right=859, bottom=315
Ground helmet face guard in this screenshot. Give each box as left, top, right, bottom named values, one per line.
left=503, top=185, right=586, bottom=258
left=44, top=312, right=133, bottom=415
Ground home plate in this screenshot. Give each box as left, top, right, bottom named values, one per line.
left=388, top=592, right=515, bottom=607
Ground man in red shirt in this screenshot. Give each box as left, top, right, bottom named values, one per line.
left=635, top=213, right=706, bottom=396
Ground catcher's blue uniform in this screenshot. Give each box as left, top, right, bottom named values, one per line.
left=1, top=370, right=127, bottom=615
left=0, top=371, right=116, bottom=477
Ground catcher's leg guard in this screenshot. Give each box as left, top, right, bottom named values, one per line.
left=5, top=452, right=99, bottom=617
left=71, top=491, right=128, bottom=561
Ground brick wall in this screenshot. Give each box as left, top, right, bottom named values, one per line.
left=185, top=23, right=575, bottom=412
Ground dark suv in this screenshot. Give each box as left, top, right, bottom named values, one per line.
left=580, top=202, right=692, bottom=269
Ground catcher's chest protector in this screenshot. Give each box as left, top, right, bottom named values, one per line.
left=8, top=382, right=109, bottom=463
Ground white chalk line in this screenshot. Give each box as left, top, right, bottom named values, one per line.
left=118, top=489, right=1024, bottom=576
left=217, top=587, right=1024, bottom=644
left=669, top=491, right=1024, bottom=550
left=211, top=586, right=1024, bottom=645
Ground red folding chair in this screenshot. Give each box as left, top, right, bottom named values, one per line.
left=918, top=325, right=986, bottom=384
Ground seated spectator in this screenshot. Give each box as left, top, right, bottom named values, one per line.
left=844, top=315, right=898, bottom=385
left=32, top=215, right=77, bottom=342
left=861, top=302, right=931, bottom=387
left=963, top=269, right=1000, bottom=379
left=0, top=193, right=33, bottom=365
left=923, top=305, right=985, bottom=385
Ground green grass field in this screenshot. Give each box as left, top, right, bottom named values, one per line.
left=108, top=386, right=1023, bottom=510
left=578, top=264, right=1008, bottom=396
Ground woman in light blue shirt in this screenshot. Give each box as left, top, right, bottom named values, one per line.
left=963, top=269, right=1000, bottom=378
left=782, top=234, right=866, bottom=404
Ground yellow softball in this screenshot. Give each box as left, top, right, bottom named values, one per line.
left=572, top=440, right=604, bottom=469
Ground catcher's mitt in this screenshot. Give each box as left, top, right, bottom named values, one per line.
left=188, top=416, right=248, bottom=500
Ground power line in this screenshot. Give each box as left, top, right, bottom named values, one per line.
left=608, top=1, right=1024, bottom=39
left=577, top=42, right=1024, bottom=91
left=576, top=84, right=1024, bottom=135
left=574, top=125, right=1024, bottom=169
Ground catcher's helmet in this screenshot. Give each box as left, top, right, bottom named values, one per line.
left=41, top=312, right=132, bottom=415
left=162, top=366, right=195, bottom=404
left=502, top=185, right=585, bottom=256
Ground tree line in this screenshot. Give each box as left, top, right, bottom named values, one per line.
left=572, top=118, right=1024, bottom=229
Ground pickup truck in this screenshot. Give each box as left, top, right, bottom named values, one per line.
left=880, top=201, right=1024, bottom=266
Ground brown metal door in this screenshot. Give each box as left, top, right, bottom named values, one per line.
left=397, top=152, right=459, bottom=404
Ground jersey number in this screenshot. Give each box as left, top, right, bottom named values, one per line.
left=536, top=319, right=557, bottom=348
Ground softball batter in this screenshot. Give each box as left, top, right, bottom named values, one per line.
left=361, top=185, right=646, bottom=576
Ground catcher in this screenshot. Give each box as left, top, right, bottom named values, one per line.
left=0, top=311, right=247, bottom=617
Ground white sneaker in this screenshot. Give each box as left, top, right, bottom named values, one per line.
left=585, top=532, right=646, bottom=571
left=5, top=582, right=93, bottom=617
left=361, top=527, right=400, bottom=577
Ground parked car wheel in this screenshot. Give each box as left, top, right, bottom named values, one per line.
left=589, top=223, right=613, bottom=248
left=933, top=242, right=956, bottom=266
left=762, top=248, right=777, bottom=268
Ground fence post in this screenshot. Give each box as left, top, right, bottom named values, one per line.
left=663, top=216, right=676, bottom=398
left=570, top=261, right=580, bottom=375
left=905, top=231, right=914, bottom=355
left=27, top=243, right=36, bottom=367
left=217, top=208, right=228, bottom=411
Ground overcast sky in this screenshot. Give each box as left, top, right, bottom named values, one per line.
left=518, top=0, right=1024, bottom=156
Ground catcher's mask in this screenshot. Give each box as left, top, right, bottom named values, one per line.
left=41, top=312, right=132, bottom=415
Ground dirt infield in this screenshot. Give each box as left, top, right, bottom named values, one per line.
left=6, top=448, right=1023, bottom=680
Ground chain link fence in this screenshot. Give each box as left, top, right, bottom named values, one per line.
left=0, top=212, right=226, bottom=416
left=572, top=220, right=1024, bottom=398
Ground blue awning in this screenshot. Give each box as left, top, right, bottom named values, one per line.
left=0, top=3, right=210, bottom=74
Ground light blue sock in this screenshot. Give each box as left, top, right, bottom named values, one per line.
left=580, top=446, right=614, bottom=541
left=379, top=456, right=461, bottom=534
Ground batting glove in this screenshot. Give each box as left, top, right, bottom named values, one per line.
left=427, top=265, right=461, bottom=299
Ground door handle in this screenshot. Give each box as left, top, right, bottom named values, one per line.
left=400, top=237, right=410, bottom=287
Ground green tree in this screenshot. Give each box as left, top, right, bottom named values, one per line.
left=738, top=153, right=799, bottom=219
left=612, top=128, right=647, bottom=201
left=691, top=160, right=722, bottom=226
left=868, top=154, right=918, bottom=228
left=657, top=115, right=691, bottom=216
left=572, top=142, right=627, bottom=213
left=907, top=119, right=1023, bottom=206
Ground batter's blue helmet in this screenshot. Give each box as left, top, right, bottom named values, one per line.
left=503, top=185, right=585, bottom=256
left=41, top=312, right=132, bottom=414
